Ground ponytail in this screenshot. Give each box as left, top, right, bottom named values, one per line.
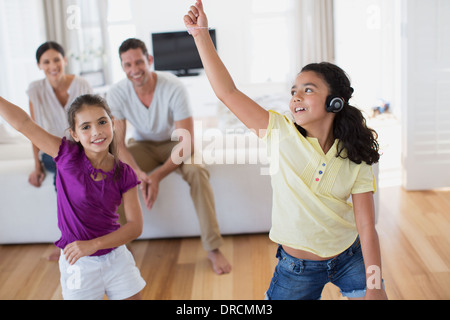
left=334, top=103, right=379, bottom=165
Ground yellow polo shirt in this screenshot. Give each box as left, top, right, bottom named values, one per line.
left=262, top=111, right=376, bottom=257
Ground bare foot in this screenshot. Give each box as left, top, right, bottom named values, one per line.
left=208, top=249, right=232, bottom=275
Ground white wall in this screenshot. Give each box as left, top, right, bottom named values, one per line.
left=334, top=0, right=401, bottom=117
left=0, top=0, right=46, bottom=112
left=128, top=0, right=403, bottom=113
left=128, top=0, right=293, bottom=98
left=130, top=0, right=252, bottom=87
left=0, top=0, right=405, bottom=118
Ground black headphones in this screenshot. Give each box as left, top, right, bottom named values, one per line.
left=325, top=95, right=345, bottom=113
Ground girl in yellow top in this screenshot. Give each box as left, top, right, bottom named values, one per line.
left=185, top=1, right=387, bottom=300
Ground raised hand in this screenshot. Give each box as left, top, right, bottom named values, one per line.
left=184, top=0, right=209, bottom=36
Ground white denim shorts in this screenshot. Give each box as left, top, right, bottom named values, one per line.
left=59, top=245, right=146, bottom=300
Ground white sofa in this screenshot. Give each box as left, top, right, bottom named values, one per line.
left=0, top=128, right=273, bottom=244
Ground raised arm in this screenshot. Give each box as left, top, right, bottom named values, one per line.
left=0, top=97, right=61, bottom=158
left=184, top=0, right=269, bottom=137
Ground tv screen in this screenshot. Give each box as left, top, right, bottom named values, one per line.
left=151, top=29, right=216, bottom=76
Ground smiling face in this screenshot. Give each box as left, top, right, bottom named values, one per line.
left=289, top=71, right=335, bottom=132
left=120, top=48, right=153, bottom=88
left=37, top=49, right=67, bottom=82
left=69, top=105, right=115, bottom=155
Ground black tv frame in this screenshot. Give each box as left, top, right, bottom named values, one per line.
left=151, top=29, right=216, bottom=77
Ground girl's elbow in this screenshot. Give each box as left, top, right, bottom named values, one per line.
left=124, top=219, right=143, bottom=241
left=216, top=86, right=239, bottom=103
left=129, top=221, right=143, bottom=240
left=136, top=224, right=143, bottom=238
left=134, top=220, right=143, bottom=239
left=15, top=115, right=33, bottom=134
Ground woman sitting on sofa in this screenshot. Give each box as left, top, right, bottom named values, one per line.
left=27, top=41, right=92, bottom=189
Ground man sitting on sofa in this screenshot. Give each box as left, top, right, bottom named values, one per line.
left=107, top=38, right=231, bottom=275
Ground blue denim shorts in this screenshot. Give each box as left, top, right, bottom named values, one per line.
left=266, top=238, right=368, bottom=300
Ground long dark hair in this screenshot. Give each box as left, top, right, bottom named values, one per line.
left=67, top=94, right=121, bottom=180
left=297, top=62, right=380, bottom=165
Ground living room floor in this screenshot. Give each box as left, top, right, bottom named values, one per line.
left=0, top=185, right=449, bottom=300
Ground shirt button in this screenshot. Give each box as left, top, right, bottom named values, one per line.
left=322, top=163, right=326, bottom=167
left=319, top=171, right=323, bottom=175
left=316, top=178, right=320, bottom=182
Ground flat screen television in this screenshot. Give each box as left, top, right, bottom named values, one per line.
left=151, top=29, right=216, bottom=77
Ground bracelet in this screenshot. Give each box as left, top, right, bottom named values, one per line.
left=187, top=27, right=210, bottom=35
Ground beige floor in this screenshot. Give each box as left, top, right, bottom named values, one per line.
left=1, top=185, right=449, bottom=300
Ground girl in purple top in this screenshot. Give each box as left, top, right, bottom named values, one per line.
left=0, top=94, right=146, bottom=300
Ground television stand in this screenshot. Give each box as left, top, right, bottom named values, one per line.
left=175, top=69, right=200, bottom=77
